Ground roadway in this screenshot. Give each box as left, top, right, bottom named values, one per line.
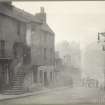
left=0, top=86, right=105, bottom=105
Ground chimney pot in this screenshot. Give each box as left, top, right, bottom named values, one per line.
left=40, top=7, right=44, bottom=13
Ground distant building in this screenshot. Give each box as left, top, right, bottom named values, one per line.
left=55, top=41, right=81, bottom=87
left=55, top=51, right=63, bottom=72
left=0, top=2, right=55, bottom=94
left=82, top=42, right=105, bottom=84
left=56, top=41, right=81, bottom=69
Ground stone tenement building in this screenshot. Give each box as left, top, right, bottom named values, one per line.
left=0, top=2, right=55, bottom=94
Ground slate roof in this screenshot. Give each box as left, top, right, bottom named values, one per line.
left=0, top=3, right=54, bottom=35
left=40, top=23, right=55, bottom=35
left=0, top=3, right=41, bottom=23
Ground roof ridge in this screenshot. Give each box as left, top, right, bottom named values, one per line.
left=12, top=5, right=42, bottom=23
left=0, top=3, right=42, bottom=23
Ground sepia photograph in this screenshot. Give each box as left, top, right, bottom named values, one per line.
left=0, top=1, right=104, bottom=105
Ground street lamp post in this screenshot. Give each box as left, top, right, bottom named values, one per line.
left=98, top=32, right=105, bottom=90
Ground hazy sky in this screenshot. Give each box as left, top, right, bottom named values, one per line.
left=13, top=1, right=105, bottom=48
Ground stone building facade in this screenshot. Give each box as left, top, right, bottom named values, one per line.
left=0, top=2, right=55, bottom=94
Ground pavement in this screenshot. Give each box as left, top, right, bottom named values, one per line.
left=0, top=86, right=70, bottom=101
left=0, top=86, right=105, bottom=105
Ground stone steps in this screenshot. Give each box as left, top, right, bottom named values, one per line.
left=3, top=71, right=26, bottom=95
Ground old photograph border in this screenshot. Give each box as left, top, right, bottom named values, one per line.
left=0, top=0, right=104, bottom=105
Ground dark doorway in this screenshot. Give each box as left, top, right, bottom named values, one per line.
left=50, top=72, right=53, bottom=81
left=33, top=65, right=38, bottom=83
left=0, top=58, right=12, bottom=91
left=40, top=70, right=43, bottom=83
left=44, top=72, right=48, bottom=86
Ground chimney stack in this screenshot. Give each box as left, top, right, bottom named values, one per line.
left=35, top=7, right=46, bottom=24
left=40, top=7, right=44, bottom=13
